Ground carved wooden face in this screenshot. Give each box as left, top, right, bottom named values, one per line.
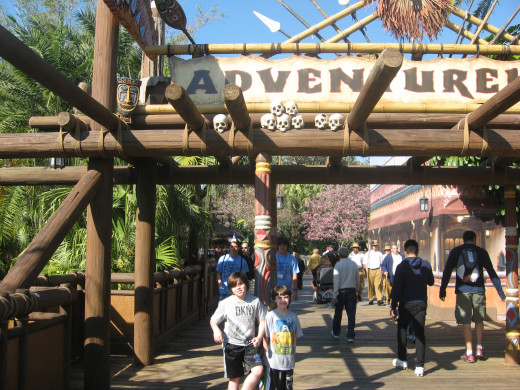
left=117, top=78, right=140, bottom=116
left=155, top=0, right=187, bottom=30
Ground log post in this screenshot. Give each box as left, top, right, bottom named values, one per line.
left=84, top=2, right=118, bottom=389
left=134, top=159, right=156, bottom=366
left=348, top=48, right=403, bottom=130
left=254, top=154, right=276, bottom=307
left=223, top=84, right=251, bottom=130
left=0, top=170, right=102, bottom=293
left=504, top=186, right=520, bottom=365
left=164, top=83, right=205, bottom=131
left=84, top=158, right=114, bottom=390
left=0, top=312, right=6, bottom=390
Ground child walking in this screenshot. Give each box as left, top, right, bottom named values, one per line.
left=210, top=272, right=267, bottom=390
left=264, top=285, right=304, bottom=390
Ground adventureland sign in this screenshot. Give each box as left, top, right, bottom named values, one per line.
left=169, top=55, right=520, bottom=106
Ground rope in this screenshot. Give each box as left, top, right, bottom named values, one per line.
left=97, top=129, right=107, bottom=156
left=362, top=123, right=369, bottom=156
left=480, top=125, right=489, bottom=156
left=74, top=117, right=82, bottom=155
left=57, top=125, right=65, bottom=155
left=116, top=120, right=126, bottom=158
left=200, top=121, right=208, bottom=156
left=343, top=116, right=351, bottom=155
left=183, top=124, right=191, bottom=155
left=247, top=122, right=254, bottom=157
left=228, top=121, right=237, bottom=155
left=457, top=114, right=471, bottom=156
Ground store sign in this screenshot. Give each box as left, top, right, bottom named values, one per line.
left=169, top=54, right=519, bottom=105
left=104, top=0, right=157, bottom=59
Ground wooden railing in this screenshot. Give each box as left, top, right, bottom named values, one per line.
left=0, top=260, right=218, bottom=390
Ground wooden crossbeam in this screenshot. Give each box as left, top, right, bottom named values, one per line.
left=0, top=170, right=102, bottom=294
left=2, top=127, right=520, bottom=158
left=2, top=165, right=520, bottom=186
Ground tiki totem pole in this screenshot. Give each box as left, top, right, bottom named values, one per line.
left=254, top=153, right=277, bottom=307
left=504, top=186, right=520, bottom=365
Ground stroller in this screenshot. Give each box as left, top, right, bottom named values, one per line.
left=313, top=264, right=334, bottom=304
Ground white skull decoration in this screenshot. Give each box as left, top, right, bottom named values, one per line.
left=292, top=114, right=305, bottom=130
left=284, top=100, right=298, bottom=116
left=269, top=101, right=285, bottom=116
left=213, top=114, right=228, bottom=133
left=329, top=113, right=345, bottom=131
left=261, top=113, right=277, bottom=131
left=315, top=113, right=329, bottom=130
left=276, top=113, right=291, bottom=132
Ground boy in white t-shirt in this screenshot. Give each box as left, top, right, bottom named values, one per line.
left=210, top=272, right=267, bottom=390
left=264, top=285, right=304, bottom=390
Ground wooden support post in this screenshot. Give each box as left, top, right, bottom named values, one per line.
left=348, top=48, right=403, bottom=130
left=134, top=159, right=156, bottom=366
left=254, top=154, right=276, bottom=307
left=504, top=186, right=520, bottom=365
left=17, top=315, right=28, bottom=390
left=84, top=159, right=114, bottom=390
left=0, top=170, right=102, bottom=293
left=84, top=2, right=118, bottom=388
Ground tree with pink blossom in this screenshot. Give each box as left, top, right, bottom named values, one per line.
left=302, top=185, right=370, bottom=247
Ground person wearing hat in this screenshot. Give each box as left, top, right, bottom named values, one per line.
left=363, top=240, right=384, bottom=305
left=276, top=236, right=300, bottom=301
left=348, top=243, right=365, bottom=301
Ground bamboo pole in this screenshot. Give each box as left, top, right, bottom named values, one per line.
left=276, top=0, right=326, bottom=42
left=4, top=127, right=520, bottom=158
left=451, top=6, right=517, bottom=43
left=134, top=159, right=156, bottom=366
left=489, top=6, right=520, bottom=45
left=348, top=48, right=403, bottom=130
left=145, top=42, right=520, bottom=57
left=283, top=0, right=365, bottom=43
left=0, top=170, right=102, bottom=294
left=1, top=164, right=520, bottom=185
left=28, top=112, right=520, bottom=131
left=308, top=0, right=349, bottom=43
left=0, top=25, right=120, bottom=132
left=325, top=12, right=378, bottom=43
left=444, top=20, right=488, bottom=46
left=468, top=0, right=498, bottom=45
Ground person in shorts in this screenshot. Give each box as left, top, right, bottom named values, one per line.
left=264, top=285, right=304, bottom=390
left=439, top=230, right=506, bottom=363
left=210, top=272, right=267, bottom=389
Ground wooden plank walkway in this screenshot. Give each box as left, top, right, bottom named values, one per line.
left=71, top=274, right=519, bottom=389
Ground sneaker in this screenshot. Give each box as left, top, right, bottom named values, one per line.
left=378, top=300, right=385, bottom=306
left=347, top=338, right=354, bottom=343
left=460, top=353, right=475, bottom=363
left=392, top=358, right=408, bottom=369
left=415, top=367, right=424, bottom=377
left=330, top=331, right=339, bottom=339
left=476, top=347, right=486, bottom=360
left=368, top=300, right=374, bottom=305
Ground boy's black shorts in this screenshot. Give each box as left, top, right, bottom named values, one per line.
left=265, top=367, right=294, bottom=390
left=223, top=343, right=262, bottom=378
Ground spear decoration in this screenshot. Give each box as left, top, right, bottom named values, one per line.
left=253, top=11, right=292, bottom=39
left=155, top=0, right=197, bottom=46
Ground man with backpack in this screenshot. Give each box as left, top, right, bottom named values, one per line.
left=439, top=230, right=506, bottom=363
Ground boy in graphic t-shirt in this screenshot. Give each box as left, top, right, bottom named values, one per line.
left=210, top=272, right=267, bottom=389
left=264, top=285, right=304, bottom=390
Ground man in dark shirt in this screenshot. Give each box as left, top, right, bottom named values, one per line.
left=439, top=230, right=505, bottom=363
left=390, top=239, right=434, bottom=377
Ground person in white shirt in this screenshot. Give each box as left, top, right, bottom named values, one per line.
left=331, top=247, right=360, bottom=342
left=363, top=240, right=384, bottom=305
left=348, top=242, right=365, bottom=301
